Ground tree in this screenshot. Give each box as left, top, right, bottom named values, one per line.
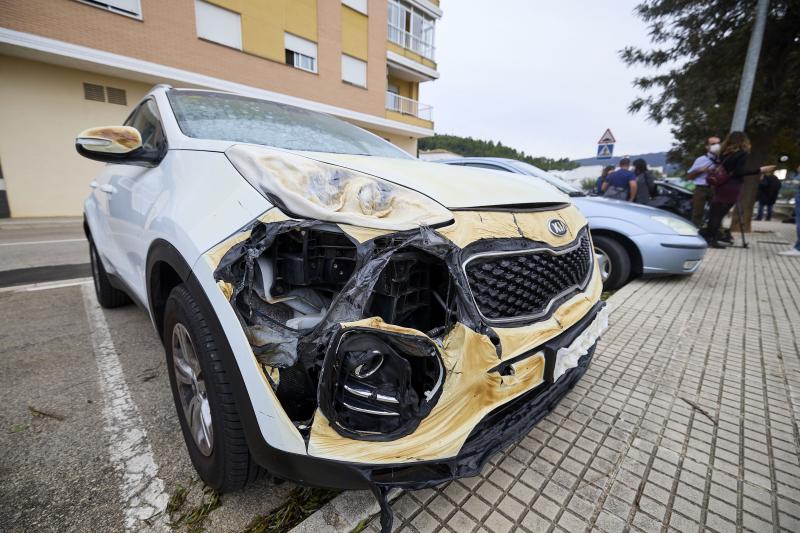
left=418, top=134, right=579, bottom=171
left=622, top=0, right=800, bottom=169
left=623, top=1, right=800, bottom=231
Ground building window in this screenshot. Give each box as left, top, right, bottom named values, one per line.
left=284, top=33, right=318, bottom=73
left=75, top=0, right=142, bottom=19
left=83, top=83, right=128, bottom=106
left=341, top=55, right=367, bottom=87
left=388, top=0, right=435, bottom=60
left=342, top=0, right=368, bottom=15
left=194, top=0, right=242, bottom=50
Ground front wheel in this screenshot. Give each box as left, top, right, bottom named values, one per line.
left=592, top=235, right=631, bottom=291
left=164, top=284, right=261, bottom=492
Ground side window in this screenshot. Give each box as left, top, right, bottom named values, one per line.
left=124, top=99, right=166, bottom=155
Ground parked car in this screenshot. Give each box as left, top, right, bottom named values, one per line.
left=648, top=180, right=695, bottom=221
left=441, top=158, right=707, bottom=290
left=77, top=86, right=608, bottom=529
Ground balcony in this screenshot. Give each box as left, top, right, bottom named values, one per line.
left=386, top=92, right=432, bottom=122
left=388, top=24, right=435, bottom=61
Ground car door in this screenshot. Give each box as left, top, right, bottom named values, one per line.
left=104, top=98, right=168, bottom=302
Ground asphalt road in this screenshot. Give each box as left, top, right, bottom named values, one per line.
left=0, top=218, right=89, bottom=286
left=0, top=281, right=296, bottom=532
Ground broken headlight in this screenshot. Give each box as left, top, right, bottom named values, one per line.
left=319, top=328, right=444, bottom=440
left=226, top=145, right=453, bottom=231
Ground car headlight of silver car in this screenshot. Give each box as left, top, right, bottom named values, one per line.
left=650, top=215, right=698, bottom=236
left=226, top=145, right=453, bottom=230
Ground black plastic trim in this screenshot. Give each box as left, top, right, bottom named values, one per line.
left=660, top=242, right=708, bottom=250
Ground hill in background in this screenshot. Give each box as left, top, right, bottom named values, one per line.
left=419, top=134, right=579, bottom=171
left=576, top=151, right=682, bottom=175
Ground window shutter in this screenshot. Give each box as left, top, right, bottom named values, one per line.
left=194, top=0, right=242, bottom=50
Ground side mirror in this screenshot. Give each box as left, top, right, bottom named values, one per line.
left=76, top=126, right=142, bottom=154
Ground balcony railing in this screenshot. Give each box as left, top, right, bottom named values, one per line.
left=388, top=24, right=435, bottom=60
left=386, top=92, right=433, bottom=122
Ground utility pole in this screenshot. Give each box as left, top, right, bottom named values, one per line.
left=730, top=0, right=770, bottom=131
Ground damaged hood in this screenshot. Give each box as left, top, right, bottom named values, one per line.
left=299, top=152, right=570, bottom=209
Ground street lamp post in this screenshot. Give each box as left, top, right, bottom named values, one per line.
left=730, top=0, right=770, bottom=131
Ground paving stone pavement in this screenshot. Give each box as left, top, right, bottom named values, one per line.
left=359, top=221, right=800, bottom=533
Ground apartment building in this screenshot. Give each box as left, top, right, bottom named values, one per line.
left=0, top=0, right=441, bottom=217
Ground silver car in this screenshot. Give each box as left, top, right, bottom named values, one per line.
left=441, top=158, right=708, bottom=290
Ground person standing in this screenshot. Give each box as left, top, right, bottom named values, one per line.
left=706, top=132, right=775, bottom=248
left=755, top=173, right=781, bottom=221
left=632, top=158, right=657, bottom=204
left=686, top=136, right=721, bottom=228
left=595, top=165, right=614, bottom=195
left=602, top=158, right=638, bottom=201
left=778, top=165, right=800, bottom=257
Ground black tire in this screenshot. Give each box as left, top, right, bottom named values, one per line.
left=592, top=235, right=631, bottom=291
left=164, top=284, right=261, bottom=492
left=89, top=241, right=130, bottom=308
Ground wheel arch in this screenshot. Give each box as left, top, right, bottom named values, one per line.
left=146, top=239, right=193, bottom=342
left=590, top=229, right=643, bottom=278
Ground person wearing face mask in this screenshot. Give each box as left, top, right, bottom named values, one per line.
left=686, top=136, right=721, bottom=229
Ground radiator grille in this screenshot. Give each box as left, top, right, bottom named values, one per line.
left=463, top=231, right=593, bottom=324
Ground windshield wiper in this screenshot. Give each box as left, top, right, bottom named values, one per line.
left=568, top=191, right=585, bottom=197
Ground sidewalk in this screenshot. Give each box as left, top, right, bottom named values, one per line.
left=303, top=221, right=800, bottom=533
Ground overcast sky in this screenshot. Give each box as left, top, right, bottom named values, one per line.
left=419, top=1, right=675, bottom=160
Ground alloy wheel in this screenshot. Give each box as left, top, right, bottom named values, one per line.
left=172, top=323, right=214, bottom=456
left=594, top=247, right=611, bottom=282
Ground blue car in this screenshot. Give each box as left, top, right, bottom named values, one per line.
left=441, top=158, right=708, bottom=290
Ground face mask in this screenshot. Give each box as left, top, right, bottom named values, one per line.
left=709, top=143, right=721, bottom=154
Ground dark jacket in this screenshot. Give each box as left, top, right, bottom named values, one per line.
left=634, top=171, right=657, bottom=204
left=711, top=150, right=762, bottom=204
left=757, top=174, right=782, bottom=205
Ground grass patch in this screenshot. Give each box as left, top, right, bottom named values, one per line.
left=169, top=483, right=221, bottom=533
left=242, top=487, right=340, bottom=533
left=600, top=290, right=616, bottom=301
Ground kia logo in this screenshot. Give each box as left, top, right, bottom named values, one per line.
left=548, top=219, right=568, bottom=236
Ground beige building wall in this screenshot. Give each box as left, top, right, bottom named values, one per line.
left=367, top=129, right=418, bottom=155
left=0, top=55, right=151, bottom=217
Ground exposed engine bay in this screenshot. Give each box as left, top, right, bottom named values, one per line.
left=209, top=205, right=606, bottom=530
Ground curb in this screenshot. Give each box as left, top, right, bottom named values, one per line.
left=288, top=489, right=401, bottom=533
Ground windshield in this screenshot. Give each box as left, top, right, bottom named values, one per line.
left=167, top=90, right=412, bottom=159
left=507, top=161, right=583, bottom=195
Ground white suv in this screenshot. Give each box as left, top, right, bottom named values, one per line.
left=78, top=86, right=608, bottom=528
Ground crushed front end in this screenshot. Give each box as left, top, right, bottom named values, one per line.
left=204, top=147, right=608, bottom=531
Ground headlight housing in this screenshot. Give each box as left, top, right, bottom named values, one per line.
left=651, top=215, right=698, bottom=236
left=226, top=145, right=453, bottom=230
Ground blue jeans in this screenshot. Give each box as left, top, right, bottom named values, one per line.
left=795, top=189, right=800, bottom=251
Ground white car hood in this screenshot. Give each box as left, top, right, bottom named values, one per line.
left=300, top=152, right=570, bottom=209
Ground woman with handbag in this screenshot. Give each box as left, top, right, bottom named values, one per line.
left=705, top=131, right=776, bottom=248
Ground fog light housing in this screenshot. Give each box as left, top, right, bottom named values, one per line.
left=319, top=328, right=444, bottom=441
left=683, top=260, right=701, bottom=271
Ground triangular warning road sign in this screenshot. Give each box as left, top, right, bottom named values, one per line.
left=597, top=129, right=616, bottom=144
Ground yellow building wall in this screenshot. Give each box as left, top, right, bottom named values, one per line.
left=388, top=75, right=418, bottom=100
left=207, top=0, right=318, bottom=62
left=387, top=41, right=437, bottom=69
left=366, top=129, right=418, bottom=156
left=0, top=56, right=151, bottom=217
left=341, top=5, right=368, bottom=61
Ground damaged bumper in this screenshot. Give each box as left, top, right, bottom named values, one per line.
left=204, top=204, right=607, bottom=488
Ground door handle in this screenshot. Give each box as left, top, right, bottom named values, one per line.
left=89, top=181, right=99, bottom=189
left=99, top=184, right=117, bottom=194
